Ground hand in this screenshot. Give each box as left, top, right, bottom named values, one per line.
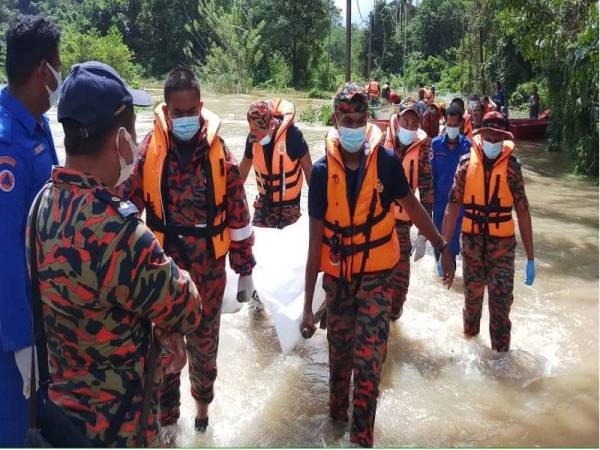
left=441, top=247, right=456, bottom=289
left=525, top=260, right=536, bottom=286
left=437, top=258, right=444, bottom=278
left=156, top=330, right=187, bottom=375
left=237, top=274, right=256, bottom=303
left=412, top=234, right=427, bottom=262
left=300, top=309, right=316, bottom=339
left=14, top=346, right=38, bottom=399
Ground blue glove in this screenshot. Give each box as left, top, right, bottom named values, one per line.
left=525, top=260, right=536, bottom=286
left=437, top=258, right=444, bottom=278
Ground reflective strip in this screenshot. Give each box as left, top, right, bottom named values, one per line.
left=230, top=223, right=253, bottom=241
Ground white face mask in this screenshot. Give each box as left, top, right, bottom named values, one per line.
left=397, top=127, right=417, bottom=146
left=45, top=62, right=62, bottom=107
left=259, top=134, right=271, bottom=146
left=483, top=140, right=503, bottom=159
left=446, top=126, right=460, bottom=140
left=115, top=127, right=138, bottom=187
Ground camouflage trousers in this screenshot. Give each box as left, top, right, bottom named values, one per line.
left=160, top=240, right=227, bottom=424
left=252, top=195, right=301, bottom=229
left=461, top=234, right=516, bottom=352
left=323, top=270, right=394, bottom=448
left=390, top=221, right=412, bottom=319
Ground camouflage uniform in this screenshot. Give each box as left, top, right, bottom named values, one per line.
left=389, top=138, right=433, bottom=319
left=448, top=153, right=529, bottom=352
left=28, top=167, right=201, bottom=446
left=323, top=272, right=394, bottom=448
left=125, top=130, right=255, bottom=423
left=251, top=195, right=301, bottom=229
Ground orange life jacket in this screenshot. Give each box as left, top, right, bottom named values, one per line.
left=252, top=98, right=303, bottom=207
left=385, top=113, right=429, bottom=222
left=142, top=104, right=230, bottom=259
left=462, top=135, right=515, bottom=237
left=367, top=81, right=380, bottom=98
left=320, top=124, right=400, bottom=281
left=463, top=113, right=474, bottom=141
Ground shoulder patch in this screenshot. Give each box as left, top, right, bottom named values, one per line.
left=459, top=153, right=471, bottom=163
left=0, top=156, right=16, bottom=167
left=0, top=169, right=15, bottom=192
left=94, top=189, right=139, bottom=219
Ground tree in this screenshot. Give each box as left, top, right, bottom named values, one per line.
left=187, top=0, right=264, bottom=93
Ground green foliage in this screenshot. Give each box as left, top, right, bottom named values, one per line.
left=509, top=80, right=549, bottom=111
left=189, top=0, right=264, bottom=94
left=61, top=25, right=141, bottom=85
left=298, top=103, right=333, bottom=125
left=308, top=87, right=332, bottom=100
left=402, top=52, right=446, bottom=90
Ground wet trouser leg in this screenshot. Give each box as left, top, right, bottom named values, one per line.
left=390, top=222, right=411, bottom=319
left=486, top=238, right=516, bottom=352
left=324, top=272, right=393, bottom=448
left=461, top=234, right=486, bottom=336
left=0, top=348, right=28, bottom=446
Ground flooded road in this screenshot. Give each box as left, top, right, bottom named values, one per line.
left=48, top=91, right=598, bottom=447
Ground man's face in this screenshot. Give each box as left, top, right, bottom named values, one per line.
left=167, top=89, right=202, bottom=120
left=334, top=110, right=368, bottom=129
left=446, top=114, right=462, bottom=129
left=399, top=111, right=419, bottom=131
left=424, top=92, right=433, bottom=105
left=248, top=120, right=274, bottom=143
left=472, top=105, right=484, bottom=125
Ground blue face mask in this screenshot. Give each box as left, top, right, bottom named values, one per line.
left=45, top=62, right=62, bottom=107
left=483, top=140, right=503, bottom=159
left=339, top=126, right=367, bottom=153
left=172, top=115, right=200, bottom=142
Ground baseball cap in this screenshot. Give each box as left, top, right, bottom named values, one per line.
left=58, top=61, right=153, bottom=137
left=333, top=82, right=369, bottom=113
left=475, top=111, right=514, bottom=140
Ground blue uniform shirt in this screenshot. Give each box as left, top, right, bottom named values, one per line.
left=0, top=87, right=58, bottom=351
left=431, top=133, right=471, bottom=256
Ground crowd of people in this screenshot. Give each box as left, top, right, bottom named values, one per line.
left=1, top=15, right=538, bottom=448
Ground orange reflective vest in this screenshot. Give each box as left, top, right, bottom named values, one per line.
left=385, top=114, right=429, bottom=222
left=252, top=98, right=303, bottom=207
left=367, top=81, right=380, bottom=98
left=462, top=135, right=515, bottom=237
left=463, top=113, right=474, bottom=141
left=320, top=124, right=400, bottom=281
left=142, top=104, right=230, bottom=259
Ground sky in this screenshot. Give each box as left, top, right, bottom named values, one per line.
left=334, top=0, right=374, bottom=26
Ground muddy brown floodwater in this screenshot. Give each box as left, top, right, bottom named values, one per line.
left=48, top=90, right=598, bottom=447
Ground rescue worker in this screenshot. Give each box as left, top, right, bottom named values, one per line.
left=494, top=81, right=507, bottom=115
left=0, top=15, right=60, bottom=445
left=365, top=77, right=381, bottom=106
left=424, top=89, right=434, bottom=106
left=442, top=111, right=536, bottom=352
left=384, top=104, right=434, bottom=321
left=301, top=82, right=453, bottom=447
left=28, top=61, right=202, bottom=446
left=122, top=67, right=256, bottom=432
left=381, top=81, right=391, bottom=104
left=431, top=105, right=472, bottom=272
left=422, top=102, right=443, bottom=139
left=238, top=99, right=312, bottom=229
left=416, top=85, right=427, bottom=115
left=481, top=95, right=496, bottom=114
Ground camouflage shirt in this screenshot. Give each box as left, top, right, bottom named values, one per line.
left=28, top=167, right=201, bottom=446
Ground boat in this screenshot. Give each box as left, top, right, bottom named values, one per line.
left=509, top=118, right=548, bottom=140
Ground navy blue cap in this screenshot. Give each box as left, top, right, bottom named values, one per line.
left=58, top=61, right=153, bottom=136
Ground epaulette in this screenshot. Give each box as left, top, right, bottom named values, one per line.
left=94, top=189, right=139, bottom=219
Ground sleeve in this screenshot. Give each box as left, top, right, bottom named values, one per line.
left=508, top=156, right=529, bottom=209
left=308, top=158, right=327, bottom=220
left=285, top=125, right=309, bottom=161
left=244, top=135, right=254, bottom=160
left=115, top=133, right=150, bottom=212
left=99, top=219, right=202, bottom=335
left=0, top=153, right=33, bottom=350
left=418, top=142, right=434, bottom=215
left=379, top=147, right=409, bottom=201
left=448, top=157, right=468, bottom=205
left=223, top=141, right=256, bottom=275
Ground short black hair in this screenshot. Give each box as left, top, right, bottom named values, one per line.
left=164, top=66, right=201, bottom=102
left=5, top=15, right=60, bottom=86
left=63, top=106, right=134, bottom=156
left=450, top=97, right=465, bottom=111
left=446, top=105, right=463, bottom=121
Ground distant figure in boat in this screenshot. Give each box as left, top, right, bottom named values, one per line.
left=529, top=85, right=541, bottom=120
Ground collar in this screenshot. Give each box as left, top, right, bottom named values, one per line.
left=0, top=86, right=42, bottom=136
left=52, top=167, right=107, bottom=189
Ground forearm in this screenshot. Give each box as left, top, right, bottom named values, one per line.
left=442, top=202, right=461, bottom=243
left=304, top=219, right=323, bottom=312
left=238, top=157, right=252, bottom=183
left=401, top=192, right=443, bottom=245
left=229, top=234, right=256, bottom=275
left=301, top=154, right=312, bottom=185
left=516, top=207, right=535, bottom=260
